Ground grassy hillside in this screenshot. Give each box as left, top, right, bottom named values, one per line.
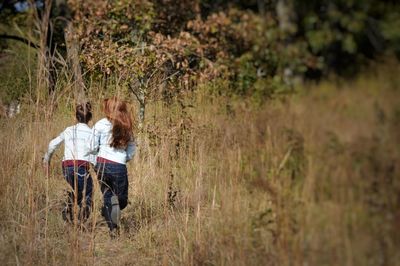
left=0, top=62, right=399, bottom=265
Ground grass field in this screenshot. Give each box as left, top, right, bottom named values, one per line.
left=0, top=63, right=399, bottom=265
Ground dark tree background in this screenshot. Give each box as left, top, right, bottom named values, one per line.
left=0, top=0, right=399, bottom=103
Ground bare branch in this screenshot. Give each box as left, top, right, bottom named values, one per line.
left=128, top=82, right=144, bottom=105
left=0, top=34, right=39, bottom=49
left=145, top=67, right=160, bottom=87
left=158, top=70, right=180, bottom=86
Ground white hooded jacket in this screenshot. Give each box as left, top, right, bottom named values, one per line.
left=87, top=118, right=135, bottom=164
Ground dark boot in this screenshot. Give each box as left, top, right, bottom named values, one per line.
left=110, top=195, right=121, bottom=225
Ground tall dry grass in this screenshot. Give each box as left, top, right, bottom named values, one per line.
left=0, top=62, right=399, bottom=265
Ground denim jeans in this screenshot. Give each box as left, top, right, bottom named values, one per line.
left=95, top=162, right=128, bottom=230
left=62, top=165, right=93, bottom=221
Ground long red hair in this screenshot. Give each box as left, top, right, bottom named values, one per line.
left=103, top=97, right=133, bottom=149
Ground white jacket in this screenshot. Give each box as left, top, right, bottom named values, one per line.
left=44, top=123, right=96, bottom=164
left=87, top=118, right=135, bottom=164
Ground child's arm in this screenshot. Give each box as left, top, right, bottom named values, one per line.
left=126, top=139, right=136, bottom=162
left=87, top=125, right=101, bottom=155
left=43, top=131, right=65, bottom=163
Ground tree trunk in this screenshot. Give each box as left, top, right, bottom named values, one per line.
left=276, top=0, right=296, bottom=36
left=128, top=81, right=146, bottom=130
left=36, top=0, right=52, bottom=108
left=138, top=89, right=145, bottom=130
left=64, top=22, right=86, bottom=104
left=276, top=0, right=298, bottom=87
left=139, top=102, right=145, bottom=128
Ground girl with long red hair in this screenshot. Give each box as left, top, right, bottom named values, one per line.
left=88, top=97, right=135, bottom=235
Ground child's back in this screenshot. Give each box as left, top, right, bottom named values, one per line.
left=45, top=123, right=95, bottom=165
left=43, top=102, right=94, bottom=223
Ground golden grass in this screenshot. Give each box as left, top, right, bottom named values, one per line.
left=0, top=64, right=399, bottom=265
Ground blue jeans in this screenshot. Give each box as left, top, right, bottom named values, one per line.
left=62, top=165, right=93, bottom=220
left=95, top=162, right=128, bottom=230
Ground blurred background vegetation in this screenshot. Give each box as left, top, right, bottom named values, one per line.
left=1, top=0, right=400, bottom=105
left=0, top=1, right=400, bottom=265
